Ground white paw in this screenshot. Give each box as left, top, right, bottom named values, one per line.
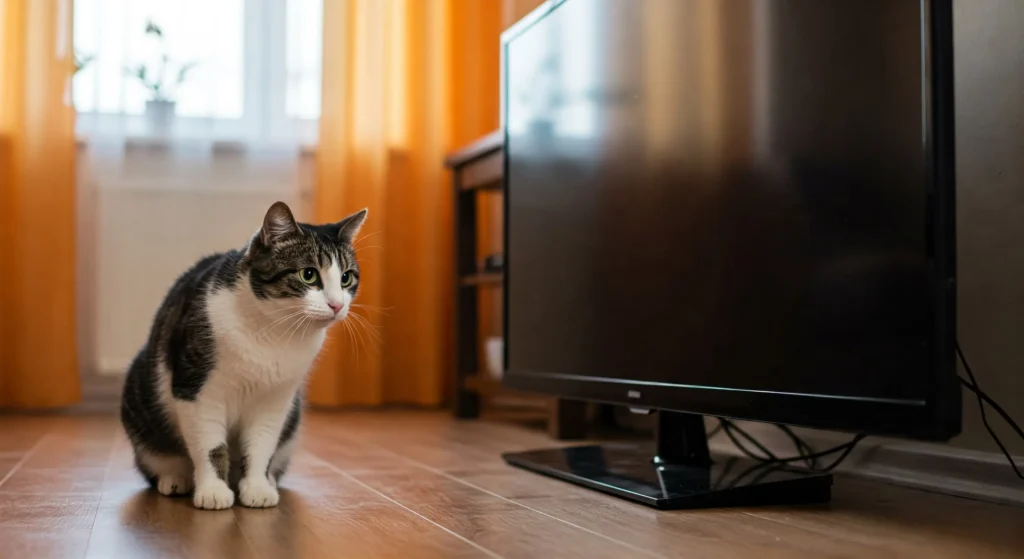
left=193, top=480, right=235, bottom=510
left=157, top=475, right=193, bottom=496
left=239, top=476, right=280, bottom=508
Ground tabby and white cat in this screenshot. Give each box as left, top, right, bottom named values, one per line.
left=120, top=201, right=367, bottom=510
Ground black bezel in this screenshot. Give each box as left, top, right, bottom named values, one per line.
left=501, top=0, right=959, bottom=440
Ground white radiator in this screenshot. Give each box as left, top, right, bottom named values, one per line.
left=79, top=143, right=315, bottom=376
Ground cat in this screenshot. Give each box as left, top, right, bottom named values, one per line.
left=120, top=201, right=368, bottom=510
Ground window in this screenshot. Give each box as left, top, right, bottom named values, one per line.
left=73, top=0, right=323, bottom=143
left=286, top=0, right=323, bottom=120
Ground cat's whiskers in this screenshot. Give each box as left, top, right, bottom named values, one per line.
left=300, top=315, right=315, bottom=343
left=346, top=312, right=382, bottom=356
left=248, top=304, right=308, bottom=329
left=247, top=305, right=308, bottom=328
left=252, top=303, right=308, bottom=316
left=347, top=310, right=381, bottom=342
left=275, top=316, right=299, bottom=346
left=345, top=315, right=368, bottom=358
left=254, top=311, right=303, bottom=337
left=344, top=311, right=380, bottom=350
left=348, top=313, right=373, bottom=363
left=352, top=230, right=382, bottom=249
left=285, top=314, right=313, bottom=346
left=255, top=310, right=307, bottom=340
left=340, top=318, right=360, bottom=369
left=351, top=303, right=392, bottom=316
left=274, top=313, right=308, bottom=346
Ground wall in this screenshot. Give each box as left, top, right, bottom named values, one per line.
left=953, top=0, right=1024, bottom=454
left=504, top=0, right=546, bottom=28
left=78, top=145, right=315, bottom=375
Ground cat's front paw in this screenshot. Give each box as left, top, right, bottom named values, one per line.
left=193, top=479, right=235, bottom=510
left=157, top=475, right=193, bottom=497
left=239, top=476, right=280, bottom=508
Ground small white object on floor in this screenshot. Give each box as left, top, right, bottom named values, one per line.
left=485, top=336, right=504, bottom=380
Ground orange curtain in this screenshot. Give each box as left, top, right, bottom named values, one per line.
left=310, top=0, right=501, bottom=406
left=0, top=0, right=80, bottom=408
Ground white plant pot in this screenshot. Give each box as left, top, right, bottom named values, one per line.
left=485, top=337, right=504, bottom=380
left=145, top=100, right=176, bottom=136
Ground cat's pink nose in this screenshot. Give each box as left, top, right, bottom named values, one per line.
left=328, top=302, right=343, bottom=315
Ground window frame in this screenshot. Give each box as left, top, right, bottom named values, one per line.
left=73, top=0, right=321, bottom=144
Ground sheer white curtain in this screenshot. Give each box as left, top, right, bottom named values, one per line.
left=73, top=0, right=324, bottom=375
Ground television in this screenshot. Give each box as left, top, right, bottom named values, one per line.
left=500, top=0, right=958, bottom=508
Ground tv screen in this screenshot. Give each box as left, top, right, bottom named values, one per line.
left=503, top=0, right=958, bottom=438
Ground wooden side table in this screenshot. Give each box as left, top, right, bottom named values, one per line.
left=445, top=131, right=587, bottom=440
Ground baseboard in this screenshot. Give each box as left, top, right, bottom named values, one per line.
left=711, top=421, right=1024, bottom=507
left=97, top=359, right=130, bottom=377
left=76, top=372, right=123, bottom=414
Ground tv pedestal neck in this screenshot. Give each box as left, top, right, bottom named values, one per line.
left=502, top=411, right=833, bottom=509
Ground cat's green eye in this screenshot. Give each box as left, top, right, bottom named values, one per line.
left=299, top=268, right=319, bottom=285
left=341, top=271, right=355, bottom=288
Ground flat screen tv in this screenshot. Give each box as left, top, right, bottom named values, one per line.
left=500, top=0, right=958, bottom=508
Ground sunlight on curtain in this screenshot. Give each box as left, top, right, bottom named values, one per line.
left=0, top=0, right=80, bottom=408
left=311, top=0, right=502, bottom=406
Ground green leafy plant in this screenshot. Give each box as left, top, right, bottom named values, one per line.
left=74, top=51, right=95, bottom=76
left=125, top=20, right=198, bottom=102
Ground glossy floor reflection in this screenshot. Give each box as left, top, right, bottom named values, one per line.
left=0, top=412, right=1021, bottom=559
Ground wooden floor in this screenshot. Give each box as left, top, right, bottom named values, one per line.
left=0, top=412, right=1022, bottom=559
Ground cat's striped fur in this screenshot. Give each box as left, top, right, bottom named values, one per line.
left=120, top=202, right=367, bottom=509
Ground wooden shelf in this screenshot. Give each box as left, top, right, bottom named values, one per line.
left=447, top=130, right=587, bottom=438
left=463, top=375, right=547, bottom=410
left=459, top=272, right=502, bottom=286
left=460, top=179, right=502, bottom=192
left=448, top=135, right=503, bottom=192
left=444, top=130, right=503, bottom=167
left=463, top=374, right=502, bottom=395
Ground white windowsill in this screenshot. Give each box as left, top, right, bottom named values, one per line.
left=75, top=136, right=317, bottom=157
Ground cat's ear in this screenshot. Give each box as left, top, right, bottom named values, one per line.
left=261, top=201, right=300, bottom=246
left=335, top=208, right=368, bottom=243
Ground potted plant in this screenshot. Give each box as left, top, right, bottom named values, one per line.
left=72, top=51, right=94, bottom=110
left=74, top=51, right=95, bottom=76
left=126, top=21, right=197, bottom=135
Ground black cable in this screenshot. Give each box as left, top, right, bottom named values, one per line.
left=719, top=417, right=865, bottom=473
left=724, top=418, right=817, bottom=468
left=723, top=436, right=865, bottom=488
left=956, top=342, right=1024, bottom=481
left=711, top=342, right=1024, bottom=480
left=766, top=435, right=867, bottom=471
left=724, top=459, right=787, bottom=489
left=707, top=423, right=723, bottom=439
left=957, top=344, right=1024, bottom=442
left=722, top=420, right=778, bottom=460
left=777, top=424, right=818, bottom=469
left=714, top=456, right=741, bottom=489
left=816, top=435, right=867, bottom=472
left=960, top=380, right=1024, bottom=445
left=719, top=419, right=778, bottom=461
